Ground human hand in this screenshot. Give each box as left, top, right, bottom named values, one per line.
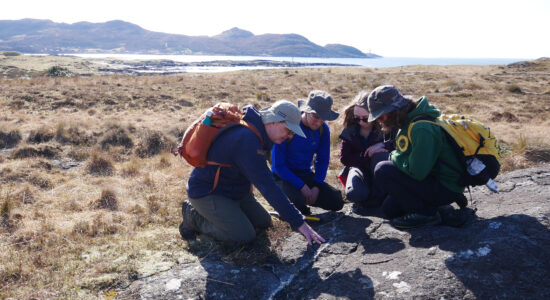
left=298, top=222, right=326, bottom=245
left=308, top=186, right=320, bottom=205
left=301, top=184, right=314, bottom=204
left=364, top=143, right=388, bottom=158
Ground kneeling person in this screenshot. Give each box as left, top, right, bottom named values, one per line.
left=368, top=85, right=467, bottom=229
left=271, top=90, right=344, bottom=215
left=181, top=100, right=325, bottom=245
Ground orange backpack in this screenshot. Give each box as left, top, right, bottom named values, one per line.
left=174, top=103, right=264, bottom=190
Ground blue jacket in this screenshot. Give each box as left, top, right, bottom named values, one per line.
left=271, top=121, right=331, bottom=189
left=187, top=105, right=304, bottom=229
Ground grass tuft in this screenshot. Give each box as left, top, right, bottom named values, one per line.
left=27, top=127, right=55, bottom=144
left=92, top=189, right=119, bottom=211
left=85, top=152, right=114, bottom=176
left=506, top=84, right=523, bottom=94
left=100, top=127, right=134, bottom=150
left=135, top=130, right=173, bottom=158
left=0, top=130, right=22, bottom=149
left=55, top=122, right=94, bottom=145
left=11, top=145, right=58, bottom=159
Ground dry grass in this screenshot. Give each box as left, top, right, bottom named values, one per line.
left=0, top=56, right=549, bottom=298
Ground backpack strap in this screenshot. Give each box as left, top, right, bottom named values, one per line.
left=206, top=120, right=264, bottom=192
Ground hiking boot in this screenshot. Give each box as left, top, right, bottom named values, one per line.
left=179, top=201, right=198, bottom=240
left=438, top=205, right=470, bottom=228
left=390, top=212, right=441, bottom=229
left=455, top=194, right=468, bottom=209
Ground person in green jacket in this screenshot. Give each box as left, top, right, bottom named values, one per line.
left=367, top=85, right=467, bottom=229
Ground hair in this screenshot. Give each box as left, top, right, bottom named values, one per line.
left=342, top=90, right=381, bottom=134
left=379, top=100, right=418, bottom=132
left=342, top=90, right=369, bottom=127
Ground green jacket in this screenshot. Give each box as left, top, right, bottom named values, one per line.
left=390, top=97, right=464, bottom=194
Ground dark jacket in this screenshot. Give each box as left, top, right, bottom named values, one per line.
left=187, top=105, right=304, bottom=228
left=339, top=125, right=392, bottom=170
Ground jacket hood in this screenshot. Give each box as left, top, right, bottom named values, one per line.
left=242, top=105, right=274, bottom=150
left=407, top=96, right=441, bottom=121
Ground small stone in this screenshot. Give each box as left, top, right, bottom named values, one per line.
left=165, top=278, right=181, bottom=291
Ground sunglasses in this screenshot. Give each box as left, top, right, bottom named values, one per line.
left=354, top=116, right=369, bottom=122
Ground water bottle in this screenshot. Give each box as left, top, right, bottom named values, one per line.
left=486, top=178, right=499, bottom=193
left=466, top=157, right=486, bottom=175
left=202, top=110, right=213, bottom=126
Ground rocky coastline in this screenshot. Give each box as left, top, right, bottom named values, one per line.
left=97, top=59, right=359, bottom=75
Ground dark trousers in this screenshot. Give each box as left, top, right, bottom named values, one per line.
left=373, top=160, right=463, bottom=219
left=277, top=171, right=344, bottom=214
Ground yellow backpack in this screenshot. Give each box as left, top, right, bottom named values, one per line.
left=407, top=114, right=502, bottom=187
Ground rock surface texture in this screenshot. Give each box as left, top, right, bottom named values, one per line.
left=120, top=165, right=550, bottom=299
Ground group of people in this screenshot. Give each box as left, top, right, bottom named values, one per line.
left=180, top=85, right=468, bottom=245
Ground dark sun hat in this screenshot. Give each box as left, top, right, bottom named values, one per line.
left=297, top=90, right=339, bottom=121
left=367, top=85, right=412, bottom=122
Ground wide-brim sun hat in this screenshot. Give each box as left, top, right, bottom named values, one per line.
left=367, top=85, right=412, bottom=122
left=297, top=90, right=339, bottom=121
left=260, top=100, right=306, bottom=138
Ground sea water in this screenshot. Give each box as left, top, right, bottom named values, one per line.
left=63, top=53, right=527, bottom=73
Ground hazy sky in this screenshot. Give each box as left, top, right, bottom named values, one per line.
left=2, top=0, right=549, bottom=59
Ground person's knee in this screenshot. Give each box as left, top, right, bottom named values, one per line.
left=346, top=187, right=366, bottom=203
left=374, top=160, right=392, bottom=174
left=227, top=227, right=257, bottom=244
left=255, top=215, right=272, bottom=229
left=334, top=199, right=344, bottom=211
left=345, top=179, right=370, bottom=203
left=329, top=191, right=344, bottom=211
left=374, top=160, right=401, bottom=182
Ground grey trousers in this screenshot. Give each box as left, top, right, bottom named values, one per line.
left=346, top=152, right=390, bottom=206
left=188, top=193, right=272, bottom=243
left=345, top=167, right=370, bottom=203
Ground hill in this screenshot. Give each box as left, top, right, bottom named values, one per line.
left=0, top=19, right=379, bottom=58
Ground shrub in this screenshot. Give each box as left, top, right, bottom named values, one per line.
left=506, top=85, right=523, bottom=94
left=1, top=198, right=10, bottom=223
left=135, top=130, right=173, bottom=158
left=121, top=157, right=140, bottom=177
left=92, top=189, right=119, bottom=211
left=27, top=128, right=55, bottom=144
left=85, top=153, right=114, bottom=176
left=67, top=147, right=89, bottom=161
left=17, top=185, right=34, bottom=204
left=27, top=174, right=53, bottom=189
left=100, top=127, right=134, bottom=150
left=2, top=51, right=21, bottom=57
left=256, top=91, right=271, bottom=102
left=55, top=123, right=94, bottom=145
left=10, top=145, right=58, bottom=159
left=46, top=66, right=72, bottom=77
left=0, top=130, right=22, bottom=149
left=157, top=154, right=171, bottom=169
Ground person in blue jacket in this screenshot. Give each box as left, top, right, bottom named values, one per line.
left=271, top=90, right=344, bottom=215
left=181, top=100, right=325, bottom=245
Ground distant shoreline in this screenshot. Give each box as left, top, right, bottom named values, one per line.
left=0, top=51, right=537, bottom=78
left=65, top=53, right=528, bottom=69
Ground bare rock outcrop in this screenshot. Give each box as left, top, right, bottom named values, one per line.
left=120, top=165, right=550, bottom=299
